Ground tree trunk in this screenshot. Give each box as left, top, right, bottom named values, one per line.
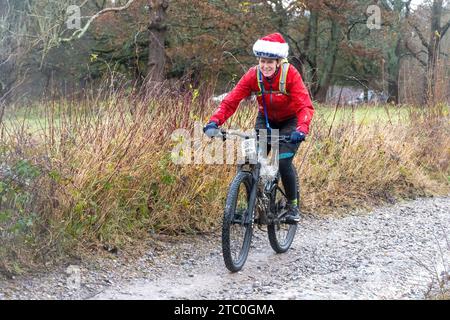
left=424, top=0, right=442, bottom=105
left=147, top=0, right=169, bottom=83
left=387, top=78, right=399, bottom=104
left=387, top=37, right=402, bottom=104
left=363, top=87, right=369, bottom=103
left=304, top=10, right=319, bottom=96
left=315, top=18, right=340, bottom=102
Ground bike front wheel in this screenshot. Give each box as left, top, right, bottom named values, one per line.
left=222, top=171, right=254, bottom=272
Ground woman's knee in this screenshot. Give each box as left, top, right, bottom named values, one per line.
left=278, top=157, right=293, bottom=173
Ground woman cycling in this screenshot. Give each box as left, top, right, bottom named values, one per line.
left=203, top=32, right=314, bottom=224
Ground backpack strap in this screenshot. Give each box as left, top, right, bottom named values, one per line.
left=279, top=58, right=290, bottom=95
left=255, top=59, right=290, bottom=96
left=256, top=65, right=264, bottom=94
left=255, top=60, right=290, bottom=132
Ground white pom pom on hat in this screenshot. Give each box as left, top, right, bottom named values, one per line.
left=252, top=33, right=289, bottom=59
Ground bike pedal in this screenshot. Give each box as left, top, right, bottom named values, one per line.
left=232, top=214, right=243, bottom=223
left=280, top=217, right=299, bottom=225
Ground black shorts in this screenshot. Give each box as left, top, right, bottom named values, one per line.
left=254, top=112, right=300, bottom=159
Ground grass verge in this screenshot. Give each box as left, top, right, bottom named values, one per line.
left=0, top=95, right=449, bottom=275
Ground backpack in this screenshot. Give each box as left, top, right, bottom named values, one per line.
left=256, top=58, right=290, bottom=96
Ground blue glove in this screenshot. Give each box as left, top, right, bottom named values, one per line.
left=290, top=131, right=306, bottom=143
left=203, top=121, right=220, bottom=138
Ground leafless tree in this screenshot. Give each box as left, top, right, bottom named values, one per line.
left=406, top=0, right=450, bottom=105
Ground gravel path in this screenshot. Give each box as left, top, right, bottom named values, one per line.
left=1, top=196, right=449, bottom=300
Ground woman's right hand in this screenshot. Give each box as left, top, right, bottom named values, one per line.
left=203, top=121, right=220, bottom=138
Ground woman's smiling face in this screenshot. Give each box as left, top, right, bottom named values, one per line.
left=258, top=57, right=279, bottom=78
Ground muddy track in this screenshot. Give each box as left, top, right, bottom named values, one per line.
left=1, top=197, right=449, bottom=300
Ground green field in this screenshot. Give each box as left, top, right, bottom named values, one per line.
left=315, top=104, right=413, bottom=125
left=1, top=103, right=427, bottom=134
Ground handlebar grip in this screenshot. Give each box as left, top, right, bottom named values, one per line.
left=219, top=129, right=227, bottom=141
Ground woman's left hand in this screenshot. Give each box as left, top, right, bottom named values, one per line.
left=290, top=131, right=306, bottom=143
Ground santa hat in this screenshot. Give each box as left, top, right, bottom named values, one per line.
left=252, top=33, right=289, bottom=59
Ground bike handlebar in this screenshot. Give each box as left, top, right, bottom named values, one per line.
left=218, top=129, right=291, bottom=143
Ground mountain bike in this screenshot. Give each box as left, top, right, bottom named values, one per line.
left=216, top=129, right=299, bottom=272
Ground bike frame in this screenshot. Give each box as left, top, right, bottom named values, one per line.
left=220, top=129, right=289, bottom=226
left=218, top=129, right=298, bottom=271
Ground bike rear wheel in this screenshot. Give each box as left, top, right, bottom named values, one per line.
left=222, top=172, right=254, bottom=272
left=267, top=170, right=299, bottom=253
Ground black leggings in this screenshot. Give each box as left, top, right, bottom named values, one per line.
left=255, top=113, right=300, bottom=202
left=279, top=157, right=298, bottom=201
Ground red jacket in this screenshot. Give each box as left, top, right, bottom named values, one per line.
left=210, top=65, right=314, bottom=134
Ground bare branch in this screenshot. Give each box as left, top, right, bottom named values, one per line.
left=441, top=19, right=450, bottom=38
left=404, top=40, right=427, bottom=67
left=0, top=54, right=13, bottom=68
left=409, top=21, right=430, bottom=50
left=60, top=0, right=136, bottom=43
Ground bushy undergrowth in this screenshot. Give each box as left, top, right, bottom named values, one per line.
left=0, top=95, right=449, bottom=275
left=298, top=103, right=448, bottom=211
